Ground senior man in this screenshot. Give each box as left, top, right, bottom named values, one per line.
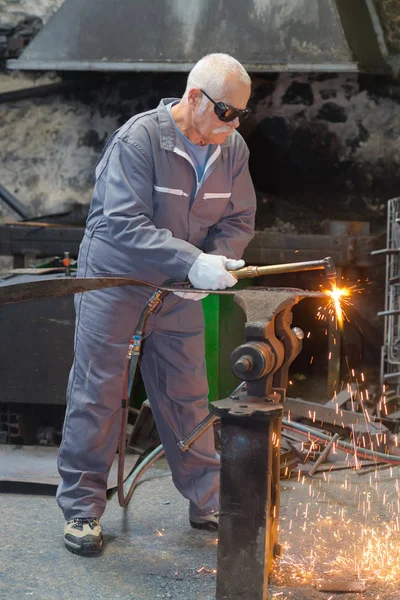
left=57, top=53, right=256, bottom=556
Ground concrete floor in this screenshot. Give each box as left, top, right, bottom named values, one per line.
left=1, top=455, right=400, bottom=600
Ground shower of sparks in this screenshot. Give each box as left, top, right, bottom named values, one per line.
left=279, top=276, right=397, bottom=597
left=317, top=286, right=348, bottom=328
left=275, top=517, right=400, bottom=591
left=326, top=285, right=351, bottom=328
left=273, top=471, right=400, bottom=598
left=315, top=281, right=365, bottom=330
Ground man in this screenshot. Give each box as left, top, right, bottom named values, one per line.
left=57, top=53, right=256, bottom=555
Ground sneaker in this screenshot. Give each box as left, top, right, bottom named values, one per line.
left=190, top=511, right=219, bottom=531
left=64, top=517, right=103, bottom=556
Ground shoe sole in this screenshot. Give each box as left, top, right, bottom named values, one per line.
left=64, top=536, right=103, bottom=556
left=190, top=520, right=218, bottom=532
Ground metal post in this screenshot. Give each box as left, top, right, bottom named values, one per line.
left=215, top=404, right=283, bottom=600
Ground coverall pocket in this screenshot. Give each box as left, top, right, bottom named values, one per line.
left=152, top=187, right=190, bottom=236
left=78, top=287, right=139, bottom=339
left=176, top=301, right=204, bottom=332
left=194, top=195, right=231, bottom=226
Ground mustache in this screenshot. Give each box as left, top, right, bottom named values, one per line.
left=212, top=125, right=232, bottom=134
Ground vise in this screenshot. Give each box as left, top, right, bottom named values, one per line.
left=179, top=286, right=324, bottom=600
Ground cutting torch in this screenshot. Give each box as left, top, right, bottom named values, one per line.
left=228, top=256, right=336, bottom=288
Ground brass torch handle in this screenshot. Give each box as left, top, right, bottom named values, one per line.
left=228, top=258, right=335, bottom=280
left=228, top=265, right=261, bottom=279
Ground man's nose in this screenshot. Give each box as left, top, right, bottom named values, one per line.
left=230, top=117, right=240, bottom=129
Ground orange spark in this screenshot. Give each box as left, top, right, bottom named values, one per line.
left=326, top=285, right=351, bottom=328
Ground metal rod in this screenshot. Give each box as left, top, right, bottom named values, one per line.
left=0, top=277, right=327, bottom=306
left=371, top=248, right=400, bottom=255
left=356, top=462, right=393, bottom=476
left=177, top=413, right=218, bottom=452
left=0, top=81, right=79, bottom=104
left=309, top=433, right=340, bottom=476
left=0, top=184, right=30, bottom=219
left=383, top=372, right=400, bottom=380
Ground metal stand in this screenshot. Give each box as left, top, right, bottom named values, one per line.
left=212, top=289, right=303, bottom=600
left=213, top=400, right=283, bottom=600
left=179, top=287, right=315, bottom=599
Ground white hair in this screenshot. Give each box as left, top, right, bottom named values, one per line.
left=182, top=53, right=251, bottom=111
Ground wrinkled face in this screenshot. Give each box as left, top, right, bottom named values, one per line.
left=189, top=77, right=251, bottom=145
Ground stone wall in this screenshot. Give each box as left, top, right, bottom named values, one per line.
left=1, top=69, right=399, bottom=233
left=0, top=72, right=189, bottom=220
left=0, top=0, right=63, bottom=26
left=247, top=72, right=400, bottom=233
left=374, top=0, right=400, bottom=53
left=0, top=0, right=400, bottom=236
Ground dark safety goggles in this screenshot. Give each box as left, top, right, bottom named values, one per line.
left=200, top=89, right=251, bottom=123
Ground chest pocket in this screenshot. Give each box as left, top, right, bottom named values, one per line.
left=195, top=191, right=232, bottom=226
left=154, top=185, right=189, bottom=197
left=152, top=185, right=190, bottom=236
left=203, top=192, right=231, bottom=201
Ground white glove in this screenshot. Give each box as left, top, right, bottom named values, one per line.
left=188, top=253, right=245, bottom=290
left=173, top=291, right=209, bottom=301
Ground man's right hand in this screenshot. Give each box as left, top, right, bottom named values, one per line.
left=188, top=253, right=244, bottom=290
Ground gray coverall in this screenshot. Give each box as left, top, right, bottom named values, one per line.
left=56, top=98, right=256, bottom=521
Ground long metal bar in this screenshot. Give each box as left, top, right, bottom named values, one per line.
left=285, top=396, right=388, bottom=433
left=372, top=248, right=400, bottom=255
left=177, top=413, right=218, bottom=452
left=309, top=433, right=340, bottom=476
left=0, top=81, right=80, bottom=104
left=0, top=277, right=239, bottom=305
left=0, top=274, right=328, bottom=306
left=383, top=372, right=400, bottom=380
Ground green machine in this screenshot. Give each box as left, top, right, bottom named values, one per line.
left=203, top=279, right=252, bottom=402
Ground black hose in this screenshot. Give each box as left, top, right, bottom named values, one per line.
left=117, top=288, right=169, bottom=507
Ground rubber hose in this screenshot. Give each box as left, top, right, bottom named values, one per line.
left=118, top=289, right=169, bottom=507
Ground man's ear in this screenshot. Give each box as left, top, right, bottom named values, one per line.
left=187, top=88, right=201, bottom=109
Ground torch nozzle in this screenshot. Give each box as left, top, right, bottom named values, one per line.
left=322, top=256, right=337, bottom=289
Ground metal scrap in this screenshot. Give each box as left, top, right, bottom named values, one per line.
left=316, top=578, right=366, bottom=593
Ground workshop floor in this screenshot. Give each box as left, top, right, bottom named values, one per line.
left=1, top=456, right=400, bottom=600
